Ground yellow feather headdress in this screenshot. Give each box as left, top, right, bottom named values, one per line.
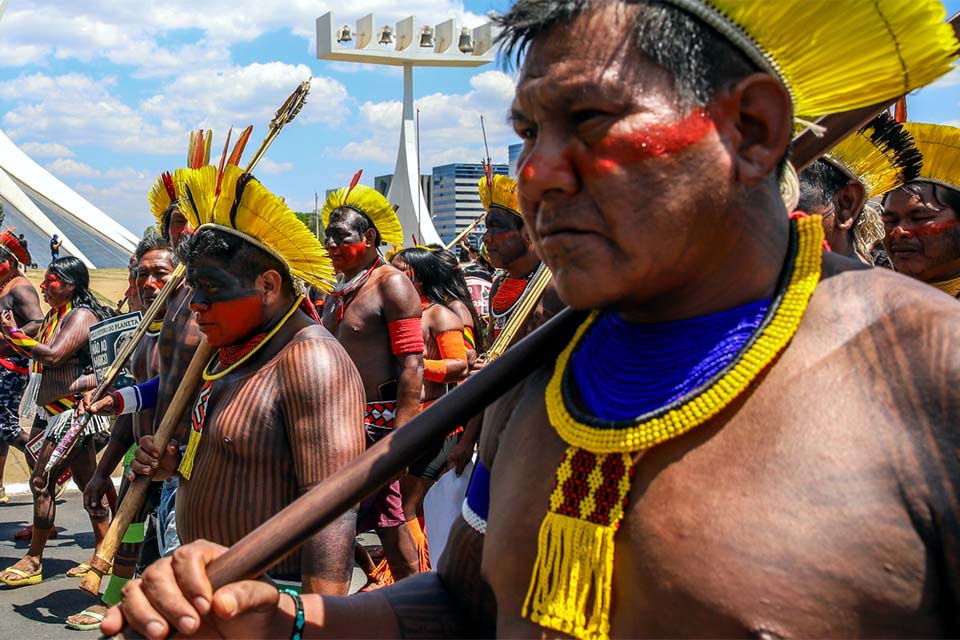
left=903, top=122, right=960, bottom=191
left=321, top=179, right=405, bottom=248
left=824, top=112, right=923, bottom=199
left=477, top=174, right=521, bottom=217
left=663, top=0, right=958, bottom=116
left=175, top=164, right=335, bottom=293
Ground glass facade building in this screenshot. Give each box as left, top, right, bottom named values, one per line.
left=431, top=162, right=508, bottom=246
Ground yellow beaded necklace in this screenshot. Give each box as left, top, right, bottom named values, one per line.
left=522, top=215, right=823, bottom=640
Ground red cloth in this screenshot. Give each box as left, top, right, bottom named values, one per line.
left=388, top=318, right=424, bottom=356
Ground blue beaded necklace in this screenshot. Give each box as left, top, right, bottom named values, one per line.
left=570, top=298, right=771, bottom=422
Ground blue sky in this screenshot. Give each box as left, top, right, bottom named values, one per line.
left=0, top=0, right=957, bottom=235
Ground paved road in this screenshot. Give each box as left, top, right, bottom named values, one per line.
left=0, top=489, right=103, bottom=638
left=0, top=488, right=370, bottom=638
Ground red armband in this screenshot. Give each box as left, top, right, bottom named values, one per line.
left=388, top=318, right=424, bottom=356
left=424, top=359, right=447, bottom=383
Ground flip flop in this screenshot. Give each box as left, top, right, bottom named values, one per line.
left=0, top=566, right=42, bottom=587
left=65, top=607, right=106, bottom=631
left=65, top=562, right=91, bottom=578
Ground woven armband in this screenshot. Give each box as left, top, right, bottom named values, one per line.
left=115, top=377, right=159, bottom=415
left=4, top=328, right=38, bottom=357
left=388, top=318, right=424, bottom=355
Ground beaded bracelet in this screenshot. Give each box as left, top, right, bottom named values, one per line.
left=278, top=588, right=305, bottom=640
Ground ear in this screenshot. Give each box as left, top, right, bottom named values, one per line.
left=833, top=180, right=866, bottom=231
left=363, top=227, right=378, bottom=247
left=713, top=73, right=793, bottom=186
left=257, top=269, right=284, bottom=304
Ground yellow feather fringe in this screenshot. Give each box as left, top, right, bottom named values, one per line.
left=175, top=164, right=335, bottom=292
left=826, top=115, right=921, bottom=198
left=904, top=122, right=960, bottom=191
left=522, top=513, right=615, bottom=640
left=320, top=184, right=404, bottom=248
left=178, top=427, right=202, bottom=480
left=148, top=174, right=175, bottom=232
left=477, top=174, right=521, bottom=217
left=669, top=0, right=958, bottom=116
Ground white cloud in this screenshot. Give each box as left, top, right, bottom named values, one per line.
left=46, top=158, right=100, bottom=178
left=19, top=142, right=75, bottom=158
left=257, top=158, right=294, bottom=175
left=928, top=66, right=960, bottom=89
left=348, top=70, right=519, bottom=169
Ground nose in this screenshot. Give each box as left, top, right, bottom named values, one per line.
left=189, top=292, right=209, bottom=313
left=516, top=134, right=580, bottom=209
left=889, top=223, right=913, bottom=240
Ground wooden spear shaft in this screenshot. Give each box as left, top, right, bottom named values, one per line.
left=81, top=341, right=215, bottom=596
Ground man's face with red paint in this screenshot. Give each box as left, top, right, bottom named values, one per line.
left=136, top=249, right=175, bottom=312
left=187, top=257, right=265, bottom=348
left=0, top=257, right=14, bottom=281
left=510, top=3, right=733, bottom=310
left=324, top=209, right=375, bottom=276
left=169, top=210, right=194, bottom=250
left=40, top=271, right=75, bottom=308
left=482, top=208, right=528, bottom=270
left=882, top=184, right=960, bottom=283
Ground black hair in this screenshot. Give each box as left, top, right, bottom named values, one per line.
left=496, top=0, right=793, bottom=177
left=798, top=159, right=849, bottom=212
left=160, top=202, right=179, bottom=242
left=135, top=229, right=176, bottom=264
left=179, top=227, right=294, bottom=294
left=396, top=247, right=482, bottom=342
left=894, top=182, right=960, bottom=219
left=497, top=0, right=757, bottom=110
left=329, top=207, right=382, bottom=245
left=48, top=257, right=113, bottom=320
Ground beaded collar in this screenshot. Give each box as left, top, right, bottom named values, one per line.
left=522, top=215, right=823, bottom=640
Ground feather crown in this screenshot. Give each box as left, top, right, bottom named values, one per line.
left=0, top=227, right=30, bottom=266
left=903, top=122, right=960, bottom=192
left=477, top=174, right=521, bottom=217
left=321, top=182, right=404, bottom=248
left=175, top=164, right=335, bottom=293
left=824, top=112, right=923, bottom=199
left=662, top=0, right=958, bottom=117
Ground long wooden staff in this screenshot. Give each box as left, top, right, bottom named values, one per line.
left=445, top=115, right=494, bottom=251
left=43, top=263, right=187, bottom=475
left=481, top=262, right=553, bottom=363
left=101, top=307, right=586, bottom=640
left=80, top=79, right=312, bottom=597
left=81, top=340, right=214, bottom=595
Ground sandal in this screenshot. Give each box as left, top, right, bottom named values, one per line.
left=66, top=562, right=91, bottom=578
left=0, top=566, right=42, bottom=587
left=65, top=606, right=106, bottom=631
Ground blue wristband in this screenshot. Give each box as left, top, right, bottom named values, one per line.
left=278, top=588, right=304, bottom=640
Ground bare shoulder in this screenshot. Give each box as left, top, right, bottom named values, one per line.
left=479, top=365, right=550, bottom=468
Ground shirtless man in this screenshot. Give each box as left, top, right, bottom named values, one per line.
left=104, top=0, right=960, bottom=636
left=882, top=123, right=960, bottom=298
left=480, top=176, right=562, bottom=348
left=0, top=230, right=43, bottom=503
left=129, top=167, right=365, bottom=595
left=321, top=184, right=424, bottom=583
left=67, top=232, right=175, bottom=630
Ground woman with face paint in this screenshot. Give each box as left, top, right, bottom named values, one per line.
left=0, top=257, right=114, bottom=587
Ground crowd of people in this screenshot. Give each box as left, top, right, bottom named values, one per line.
left=0, top=0, right=958, bottom=637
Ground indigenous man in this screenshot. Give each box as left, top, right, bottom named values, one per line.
left=799, top=113, right=921, bottom=264
left=0, top=257, right=113, bottom=587
left=130, top=164, right=364, bottom=595
left=480, top=174, right=562, bottom=348
left=66, top=232, right=176, bottom=631
left=882, top=123, right=960, bottom=298
left=104, top=0, right=960, bottom=637
left=320, top=182, right=425, bottom=584
left=0, top=230, right=43, bottom=504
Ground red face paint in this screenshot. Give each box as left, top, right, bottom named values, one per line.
left=0, top=261, right=13, bottom=281
left=905, top=220, right=960, bottom=237
left=328, top=241, right=368, bottom=272
left=192, top=294, right=263, bottom=348
left=520, top=164, right=537, bottom=180
left=584, top=108, right=715, bottom=175
left=40, top=273, right=71, bottom=307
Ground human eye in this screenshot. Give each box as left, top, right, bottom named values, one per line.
left=509, top=110, right=537, bottom=141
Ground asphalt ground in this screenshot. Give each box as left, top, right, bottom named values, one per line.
left=0, top=487, right=370, bottom=638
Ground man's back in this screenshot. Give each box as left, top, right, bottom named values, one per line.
left=482, top=257, right=960, bottom=636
